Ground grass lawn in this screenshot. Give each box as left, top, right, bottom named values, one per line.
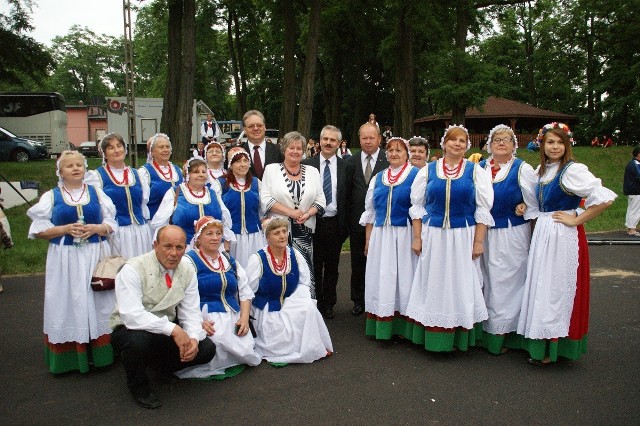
left=0, top=147, right=633, bottom=275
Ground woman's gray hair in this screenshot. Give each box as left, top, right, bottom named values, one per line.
left=264, top=217, right=290, bottom=238
left=280, top=131, right=306, bottom=155
left=320, top=125, right=342, bottom=142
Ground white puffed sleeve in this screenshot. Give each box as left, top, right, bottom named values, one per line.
left=561, top=163, right=617, bottom=208
left=359, top=176, right=377, bottom=226
left=216, top=189, right=236, bottom=242
left=246, top=251, right=264, bottom=293
left=26, top=190, right=55, bottom=238
left=139, top=170, right=151, bottom=220
left=234, top=261, right=254, bottom=302
left=519, top=161, right=540, bottom=220
left=409, top=166, right=428, bottom=220
left=137, top=166, right=151, bottom=188
left=95, top=186, right=119, bottom=233
left=473, top=164, right=494, bottom=226
left=84, top=170, right=102, bottom=188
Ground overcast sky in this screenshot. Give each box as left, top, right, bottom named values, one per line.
left=20, top=0, right=138, bottom=46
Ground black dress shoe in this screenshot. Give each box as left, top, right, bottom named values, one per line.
left=324, top=306, right=335, bottom=319
left=351, top=304, right=364, bottom=316
left=132, top=390, right=162, bottom=409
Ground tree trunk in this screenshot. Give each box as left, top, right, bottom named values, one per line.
left=451, top=0, right=469, bottom=125
left=232, top=11, right=247, bottom=115
left=279, top=0, right=296, bottom=135
left=393, top=3, right=415, bottom=138
left=161, top=0, right=195, bottom=162
left=296, top=0, right=322, bottom=137
left=226, top=7, right=243, bottom=118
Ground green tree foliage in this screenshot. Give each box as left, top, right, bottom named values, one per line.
left=0, top=0, right=53, bottom=90
left=47, top=25, right=122, bottom=104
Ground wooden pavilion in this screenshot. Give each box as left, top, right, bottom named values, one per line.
left=414, top=97, right=577, bottom=149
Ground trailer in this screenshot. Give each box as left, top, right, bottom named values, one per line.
left=106, top=97, right=199, bottom=151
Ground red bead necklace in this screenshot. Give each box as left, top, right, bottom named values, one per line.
left=442, top=158, right=464, bottom=178
left=386, top=162, right=408, bottom=185
left=62, top=184, right=86, bottom=203
left=199, top=249, right=224, bottom=271
left=153, top=160, right=173, bottom=181
left=267, top=246, right=288, bottom=274
left=233, top=177, right=249, bottom=191
left=106, top=164, right=129, bottom=185
left=187, top=183, right=206, bottom=199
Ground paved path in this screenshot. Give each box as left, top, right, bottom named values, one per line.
left=0, top=244, right=638, bottom=424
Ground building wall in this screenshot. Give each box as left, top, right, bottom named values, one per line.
left=89, top=118, right=107, bottom=142
left=67, top=108, right=90, bottom=146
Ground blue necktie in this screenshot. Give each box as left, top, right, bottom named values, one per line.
left=323, top=159, right=332, bottom=205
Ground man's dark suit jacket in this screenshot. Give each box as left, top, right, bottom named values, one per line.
left=241, top=140, right=284, bottom=179
left=348, top=150, right=389, bottom=233
left=302, top=153, right=354, bottom=242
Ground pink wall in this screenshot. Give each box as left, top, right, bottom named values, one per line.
left=67, top=108, right=89, bottom=146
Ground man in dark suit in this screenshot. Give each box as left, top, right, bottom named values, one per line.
left=303, top=125, right=353, bottom=319
left=348, top=122, right=388, bottom=316
left=240, top=110, right=283, bottom=180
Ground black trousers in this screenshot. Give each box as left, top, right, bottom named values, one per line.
left=312, top=216, right=342, bottom=310
left=349, top=228, right=367, bottom=306
left=111, top=326, right=216, bottom=394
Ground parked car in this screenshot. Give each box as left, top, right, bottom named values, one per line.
left=77, top=141, right=101, bottom=158
left=0, top=125, right=48, bottom=162
left=219, top=130, right=244, bottom=147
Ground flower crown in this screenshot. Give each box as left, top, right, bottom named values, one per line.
left=486, top=124, right=517, bottom=154
left=440, top=124, right=470, bottom=150
left=536, top=122, right=574, bottom=146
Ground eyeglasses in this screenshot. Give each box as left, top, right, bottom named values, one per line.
left=492, top=137, right=513, bottom=144
left=246, top=123, right=264, bottom=130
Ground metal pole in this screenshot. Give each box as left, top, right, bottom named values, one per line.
left=123, top=0, right=138, bottom=167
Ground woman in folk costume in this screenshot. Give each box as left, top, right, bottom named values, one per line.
left=405, top=125, right=493, bottom=352
left=176, top=217, right=261, bottom=379
left=517, top=123, right=616, bottom=365
left=246, top=218, right=333, bottom=365
left=138, top=133, right=184, bottom=221
left=219, top=147, right=265, bottom=268
left=85, top=133, right=153, bottom=258
left=477, top=125, right=538, bottom=354
left=360, top=137, right=419, bottom=340
left=27, top=150, right=118, bottom=374
left=150, top=157, right=233, bottom=251
left=204, top=141, right=226, bottom=184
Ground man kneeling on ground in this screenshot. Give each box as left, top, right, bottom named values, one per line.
left=110, top=225, right=216, bottom=409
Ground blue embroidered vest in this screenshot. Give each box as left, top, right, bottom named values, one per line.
left=170, top=184, right=224, bottom=243
left=143, top=162, right=183, bottom=219
left=187, top=250, right=240, bottom=313
left=50, top=185, right=104, bottom=245
left=96, top=166, right=146, bottom=226
left=423, top=160, right=476, bottom=229
left=252, top=247, right=299, bottom=312
left=537, top=161, right=582, bottom=212
left=480, top=158, right=528, bottom=229
left=373, top=166, right=418, bottom=227
left=221, top=178, right=262, bottom=234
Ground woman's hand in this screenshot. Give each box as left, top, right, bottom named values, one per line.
left=411, top=237, right=422, bottom=256
left=65, top=222, right=85, bottom=238
left=235, top=318, right=249, bottom=337
left=202, top=319, right=216, bottom=336
left=472, top=240, right=484, bottom=260
left=515, top=203, right=526, bottom=217
left=295, top=210, right=311, bottom=224
left=552, top=210, right=578, bottom=227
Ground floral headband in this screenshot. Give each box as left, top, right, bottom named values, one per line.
left=440, top=125, right=471, bottom=150
left=56, top=151, right=88, bottom=183
left=385, top=137, right=410, bottom=160
left=192, top=216, right=224, bottom=247
left=146, top=133, right=173, bottom=163
left=536, top=122, right=574, bottom=146
left=486, top=124, right=517, bottom=154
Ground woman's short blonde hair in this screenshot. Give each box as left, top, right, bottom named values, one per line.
left=280, top=131, right=306, bottom=155
left=264, top=217, right=289, bottom=238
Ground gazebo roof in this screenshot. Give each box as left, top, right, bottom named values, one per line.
left=414, top=97, right=577, bottom=124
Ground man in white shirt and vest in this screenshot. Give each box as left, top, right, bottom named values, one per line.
left=201, top=113, right=220, bottom=145
left=110, top=225, right=215, bottom=409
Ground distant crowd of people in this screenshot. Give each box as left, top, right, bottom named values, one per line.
left=26, top=110, right=621, bottom=409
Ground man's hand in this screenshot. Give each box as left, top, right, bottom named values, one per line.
left=171, top=325, right=198, bottom=361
